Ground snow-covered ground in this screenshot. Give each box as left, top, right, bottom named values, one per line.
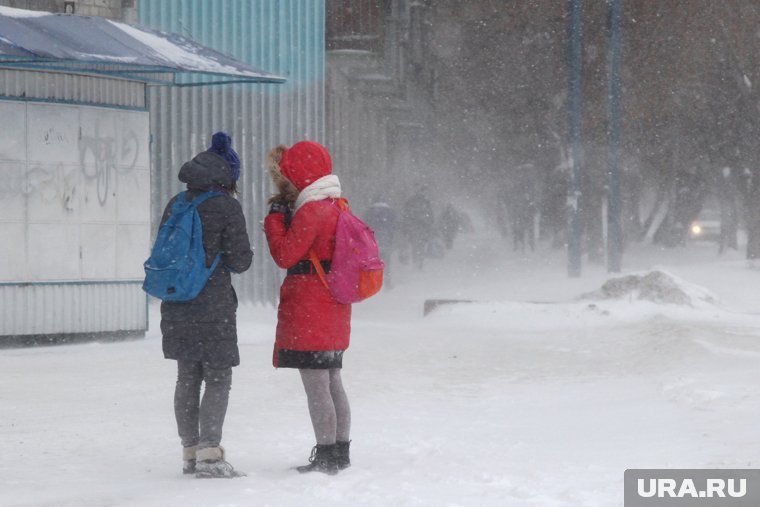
left=3, top=224, right=760, bottom=507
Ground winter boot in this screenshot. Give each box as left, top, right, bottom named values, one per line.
left=295, top=444, right=339, bottom=475
left=335, top=440, right=351, bottom=470
left=182, top=445, right=197, bottom=474
left=194, top=446, right=245, bottom=478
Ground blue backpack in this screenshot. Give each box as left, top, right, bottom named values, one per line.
left=143, top=191, right=224, bottom=301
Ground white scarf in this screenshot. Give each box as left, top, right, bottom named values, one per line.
left=294, top=174, right=342, bottom=212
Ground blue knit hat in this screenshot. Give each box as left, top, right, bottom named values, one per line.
left=207, top=131, right=241, bottom=182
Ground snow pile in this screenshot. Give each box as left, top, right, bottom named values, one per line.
left=0, top=6, right=47, bottom=18
left=109, top=21, right=267, bottom=78
left=421, top=269, right=731, bottom=335
left=580, top=269, right=718, bottom=307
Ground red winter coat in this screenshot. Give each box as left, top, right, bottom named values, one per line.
left=264, top=198, right=352, bottom=367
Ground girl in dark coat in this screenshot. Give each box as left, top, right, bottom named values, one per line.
left=264, top=141, right=352, bottom=474
left=159, top=132, right=252, bottom=478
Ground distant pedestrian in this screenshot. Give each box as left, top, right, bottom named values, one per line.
left=158, top=132, right=253, bottom=478
left=718, top=167, right=739, bottom=253
left=540, top=165, right=569, bottom=249
left=264, top=141, right=353, bottom=475
left=508, top=164, right=539, bottom=253
left=438, top=203, right=462, bottom=250
left=402, top=186, right=434, bottom=270
left=365, top=198, right=396, bottom=286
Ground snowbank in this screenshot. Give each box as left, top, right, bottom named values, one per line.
left=580, top=269, right=719, bottom=307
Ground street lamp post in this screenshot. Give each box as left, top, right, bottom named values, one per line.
left=567, top=0, right=584, bottom=278
left=607, top=0, right=623, bottom=273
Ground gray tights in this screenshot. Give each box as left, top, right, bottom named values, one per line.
left=174, top=360, right=232, bottom=450
left=299, top=368, right=351, bottom=445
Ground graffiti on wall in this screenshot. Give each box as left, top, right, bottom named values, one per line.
left=0, top=107, right=146, bottom=211
left=0, top=102, right=151, bottom=284
left=79, top=127, right=141, bottom=205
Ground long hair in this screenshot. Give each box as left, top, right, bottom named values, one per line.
left=266, top=145, right=299, bottom=205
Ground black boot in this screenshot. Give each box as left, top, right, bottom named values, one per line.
left=335, top=440, right=351, bottom=470
left=295, top=444, right=339, bottom=475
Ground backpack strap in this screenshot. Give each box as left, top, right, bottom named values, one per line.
left=308, top=197, right=349, bottom=290
left=189, top=190, right=225, bottom=208
left=335, top=197, right=350, bottom=212
left=309, top=249, right=330, bottom=290
left=183, top=191, right=225, bottom=271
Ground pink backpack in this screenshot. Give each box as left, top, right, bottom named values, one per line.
left=310, top=198, right=384, bottom=304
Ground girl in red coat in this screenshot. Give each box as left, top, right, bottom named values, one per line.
left=264, top=141, right=352, bottom=474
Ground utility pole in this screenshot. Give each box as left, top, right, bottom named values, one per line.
left=607, top=0, right=623, bottom=273
left=567, top=0, right=583, bottom=278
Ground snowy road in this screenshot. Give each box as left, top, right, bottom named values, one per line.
left=3, top=229, right=760, bottom=507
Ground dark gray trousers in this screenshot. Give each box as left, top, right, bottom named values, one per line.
left=299, top=368, right=351, bottom=445
left=174, top=360, right=232, bottom=450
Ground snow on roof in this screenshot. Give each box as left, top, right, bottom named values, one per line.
left=108, top=20, right=262, bottom=79
left=0, top=6, right=47, bottom=18
left=0, top=6, right=286, bottom=86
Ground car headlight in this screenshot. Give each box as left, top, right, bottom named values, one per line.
left=691, top=223, right=702, bottom=236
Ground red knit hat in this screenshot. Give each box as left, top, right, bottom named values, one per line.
left=279, top=141, right=333, bottom=190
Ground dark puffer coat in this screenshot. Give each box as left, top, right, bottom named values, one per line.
left=160, top=152, right=253, bottom=368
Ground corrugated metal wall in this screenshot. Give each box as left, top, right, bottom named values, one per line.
left=139, top=0, right=325, bottom=305
left=0, top=69, right=145, bottom=109
left=0, top=70, right=149, bottom=339
left=0, top=282, right=146, bottom=336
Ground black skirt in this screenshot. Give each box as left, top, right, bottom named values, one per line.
left=278, top=349, right=344, bottom=369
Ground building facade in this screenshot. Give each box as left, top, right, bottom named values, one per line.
left=325, top=0, right=435, bottom=211
left=0, top=4, right=288, bottom=345
left=0, top=0, right=136, bottom=20
left=139, top=0, right=325, bottom=305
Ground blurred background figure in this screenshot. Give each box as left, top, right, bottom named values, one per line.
left=364, top=197, right=397, bottom=287
left=508, top=164, right=540, bottom=253
left=438, top=203, right=464, bottom=250
left=402, top=186, right=435, bottom=270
